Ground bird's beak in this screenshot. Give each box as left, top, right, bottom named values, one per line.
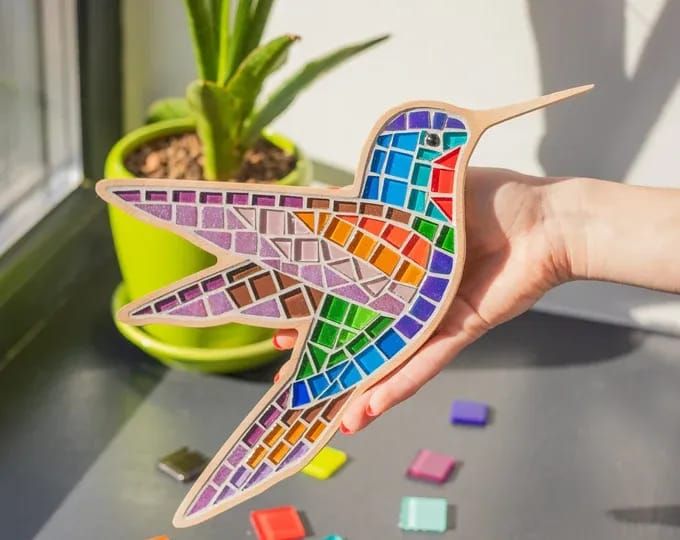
left=473, top=84, right=594, bottom=133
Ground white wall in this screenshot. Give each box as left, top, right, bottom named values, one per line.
left=122, top=0, right=680, bottom=334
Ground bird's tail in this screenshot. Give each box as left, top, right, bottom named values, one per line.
left=173, top=383, right=355, bottom=527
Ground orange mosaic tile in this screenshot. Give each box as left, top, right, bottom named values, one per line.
left=403, top=235, right=430, bottom=267
left=348, top=232, right=377, bottom=260
left=247, top=445, right=267, bottom=468
left=338, top=214, right=359, bottom=225
left=294, top=211, right=316, bottom=232
left=324, top=218, right=353, bottom=246
left=263, top=424, right=285, bottom=447
left=395, top=260, right=426, bottom=286
left=382, top=224, right=410, bottom=248
left=284, top=421, right=306, bottom=445
left=269, top=441, right=290, bottom=465
left=316, top=212, right=330, bottom=233
left=359, top=217, right=386, bottom=236
left=306, top=420, right=326, bottom=443
left=370, top=245, right=400, bottom=275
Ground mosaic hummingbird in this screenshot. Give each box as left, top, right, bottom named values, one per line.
left=97, top=84, right=592, bottom=527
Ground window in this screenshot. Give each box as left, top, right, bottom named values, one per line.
left=0, top=0, right=82, bottom=254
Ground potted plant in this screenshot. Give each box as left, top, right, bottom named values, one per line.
left=105, top=0, right=387, bottom=373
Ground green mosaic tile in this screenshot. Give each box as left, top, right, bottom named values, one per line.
left=297, top=354, right=315, bottom=378
left=436, top=225, right=455, bottom=253
left=413, top=217, right=438, bottom=241
left=322, top=295, right=349, bottom=324
left=366, top=316, right=393, bottom=338
left=327, top=349, right=348, bottom=368
left=337, top=328, right=357, bottom=346
left=345, top=304, right=378, bottom=330
left=308, top=343, right=328, bottom=370
left=312, top=322, right=339, bottom=348
left=347, top=334, right=370, bottom=355
left=411, top=163, right=431, bottom=187
left=416, top=147, right=441, bottom=162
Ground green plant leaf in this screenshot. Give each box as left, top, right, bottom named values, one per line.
left=183, top=0, right=218, bottom=80
left=215, top=0, right=231, bottom=83
left=244, top=34, right=389, bottom=143
left=187, top=80, right=241, bottom=180
left=145, top=97, right=190, bottom=124
left=225, top=34, right=299, bottom=123
left=244, top=0, right=275, bottom=56
left=224, top=0, right=254, bottom=83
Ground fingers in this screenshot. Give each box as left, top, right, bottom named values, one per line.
left=272, top=329, right=297, bottom=350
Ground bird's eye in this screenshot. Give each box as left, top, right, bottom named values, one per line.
left=425, top=132, right=440, bottom=147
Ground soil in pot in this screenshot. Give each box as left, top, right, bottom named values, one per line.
left=124, top=132, right=297, bottom=182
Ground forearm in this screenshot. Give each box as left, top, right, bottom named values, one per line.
left=546, top=177, right=680, bottom=293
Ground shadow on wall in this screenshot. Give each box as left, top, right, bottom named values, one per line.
left=529, top=0, right=680, bottom=180
left=609, top=506, right=680, bottom=528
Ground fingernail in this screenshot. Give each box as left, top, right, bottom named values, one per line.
left=272, top=336, right=282, bottom=350
left=339, top=423, right=352, bottom=435
left=366, top=404, right=378, bottom=417
left=273, top=372, right=280, bottom=383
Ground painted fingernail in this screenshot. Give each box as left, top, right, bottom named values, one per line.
left=273, top=372, right=280, bottom=383
left=339, top=423, right=352, bottom=435
left=366, top=404, right=378, bottom=417
left=272, top=336, right=282, bottom=350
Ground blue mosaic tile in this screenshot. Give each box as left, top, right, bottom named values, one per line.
left=385, top=151, right=413, bottom=179
left=426, top=201, right=448, bottom=222
left=376, top=329, right=406, bottom=358
left=416, top=147, right=441, bottom=162
left=292, top=380, right=311, bottom=407
left=392, top=132, right=419, bottom=151
left=326, top=362, right=348, bottom=382
left=362, top=175, right=379, bottom=199
left=308, top=373, right=330, bottom=398
left=339, top=361, right=362, bottom=388
left=355, top=346, right=384, bottom=374
left=411, top=163, right=431, bottom=186
left=443, top=131, right=468, bottom=149
left=377, top=134, right=392, bottom=147
left=381, top=178, right=407, bottom=206
left=410, top=297, right=435, bottom=321
left=432, top=111, right=447, bottom=129
left=408, top=189, right=426, bottom=212
left=370, top=149, right=387, bottom=173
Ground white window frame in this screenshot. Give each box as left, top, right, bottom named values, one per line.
left=0, top=0, right=82, bottom=255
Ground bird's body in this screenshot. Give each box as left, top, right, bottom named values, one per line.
left=97, top=86, right=592, bottom=527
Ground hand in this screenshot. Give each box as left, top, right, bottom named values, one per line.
left=273, top=168, right=572, bottom=433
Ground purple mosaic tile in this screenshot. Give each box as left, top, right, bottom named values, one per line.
left=200, top=192, right=222, bottom=204
left=234, top=231, right=258, bottom=254
left=259, top=238, right=279, bottom=258
left=230, top=465, right=250, bottom=488
left=132, top=306, right=153, bottom=316
left=155, top=296, right=179, bottom=312
left=196, top=230, right=231, bottom=249
left=368, top=293, right=405, bottom=316
left=324, top=268, right=348, bottom=287
left=213, top=464, right=231, bottom=485
left=244, top=463, right=273, bottom=488
left=385, top=113, right=406, bottom=131
left=281, top=262, right=299, bottom=276
left=115, top=190, right=141, bottom=202
left=188, top=485, right=216, bottom=515
left=202, top=274, right=226, bottom=292
left=176, top=205, right=198, bottom=226
left=408, top=110, right=430, bottom=129
left=243, top=299, right=281, bottom=318
left=300, top=265, right=324, bottom=287
left=276, top=389, right=290, bottom=408
left=170, top=299, right=207, bottom=317
left=173, top=190, right=196, bottom=203
left=410, top=297, right=435, bottom=321
left=226, top=209, right=246, bottom=230
left=215, top=485, right=234, bottom=503
left=430, top=250, right=453, bottom=274
left=260, top=405, right=281, bottom=428
left=432, top=111, right=447, bottom=130
left=395, top=315, right=422, bottom=338
left=208, top=292, right=232, bottom=315
left=226, top=445, right=248, bottom=467
left=135, top=203, right=171, bottom=220
left=450, top=400, right=489, bottom=426
left=253, top=194, right=275, bottom=206
left=421, top=276, right=447, bottom=302
left=263, top=258, right=282, bottom=270
left=146, top=190, right=167, bottom=201
left=244, top=424, right=265, bottom=447
left=226, top=192, right=248, bottom=205
left=202, top=206, right=224, bottom=229
left=280, top=195, right=303, bottom=208
left=446, top=117, right=465, bottom=129
left=178, top=285, right=202, bottom=302
left=333, top=283, right=369, bottom=304
left=276, top=441, right=309, bottom=470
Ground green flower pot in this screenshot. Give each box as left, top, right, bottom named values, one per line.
left=104, top=117, right=311, bottom=372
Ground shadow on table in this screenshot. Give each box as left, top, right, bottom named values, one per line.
left=608, top=505, right=680, bottom=528
left=451, top=310, right=643, bottom=369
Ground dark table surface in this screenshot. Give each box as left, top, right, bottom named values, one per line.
left=2, top=256, right=680, bottom=540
